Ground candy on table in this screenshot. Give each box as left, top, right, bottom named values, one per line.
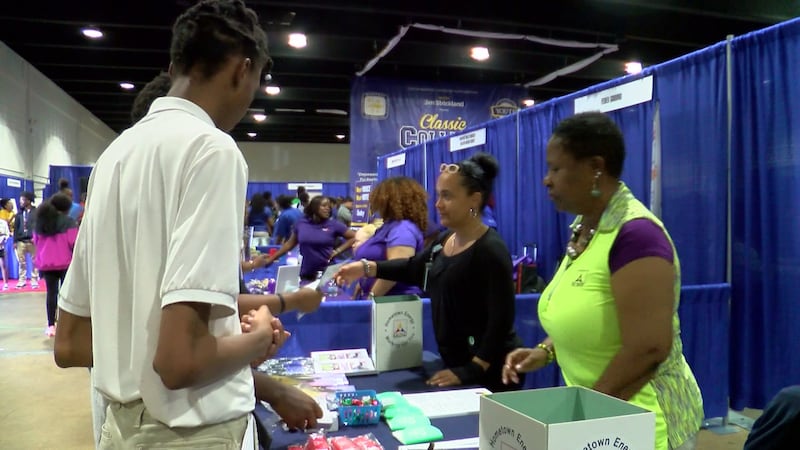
left=304, top=432, right=331, bottom=450
left=351, top=434, right=384, bottom=450
left=330, top=436, right=360, bottom=450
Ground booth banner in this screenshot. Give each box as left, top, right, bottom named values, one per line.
left=350, top=77, right=526, bottom=184
left=352, top=179, right=376, bottom=227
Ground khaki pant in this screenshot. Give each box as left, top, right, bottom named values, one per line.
left=15, top=241, right=38, bottom=282
left=99, top=400, right=255, bottom=450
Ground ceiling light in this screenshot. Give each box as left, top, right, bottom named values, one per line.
left=275, top=108, right=305, bottom=113
left=335, top=134, right=346, bottom=140
left=522, top=99, right=535, bottom=107
left=252, top=113, right=267, bottom=122
left=470, top=46, right=490, bottom=61
left=247, top=132, right=257, bottom=138
left=288, top=33, right=307, bottom=49
left=624, top=61, right=643, bottom=75
left=119, top=82, right=135, bottom=90
left=265, top=85, right=281, bottom=95
left=316, top=109, right=349, bottom=116
left=81, top=27, right=104, bottom=39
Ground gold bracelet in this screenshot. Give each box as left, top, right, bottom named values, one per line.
left=537, top=343, right=555, bottom=364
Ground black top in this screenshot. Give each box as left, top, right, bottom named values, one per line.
left=13, top=207, right=36, bottom=242
left=377, top=228, right=521, bottom=390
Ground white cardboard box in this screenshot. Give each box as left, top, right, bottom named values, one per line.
left=370, top=295, right=423, bottom=372
left=479, top=386, right=655, bottom=450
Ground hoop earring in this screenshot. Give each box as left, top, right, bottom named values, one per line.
left=591, top=171, right=602, bottom=198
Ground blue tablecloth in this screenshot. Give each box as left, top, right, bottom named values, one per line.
left=259, top=365, right=480, bottom=449
left=271, top=284, right=731, bottom=419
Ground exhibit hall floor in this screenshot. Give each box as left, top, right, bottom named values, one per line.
left=0, top=292, right=757, bottom=450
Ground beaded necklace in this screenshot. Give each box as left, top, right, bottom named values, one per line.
left=566, top=222, right=596, bottom=260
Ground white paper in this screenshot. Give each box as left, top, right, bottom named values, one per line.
left=398, top=437, right=479, bottom=450
left=403, top=388, right=490, bottom=418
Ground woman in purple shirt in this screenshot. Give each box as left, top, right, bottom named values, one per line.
left=267, top=196, right=356, bottom=281
left=353, top=177, right=427, bottom=299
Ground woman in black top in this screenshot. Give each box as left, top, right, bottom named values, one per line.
left=335, top=152, right=522, bottom=392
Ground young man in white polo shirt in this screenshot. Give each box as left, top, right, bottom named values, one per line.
left=54, top=1, right=278, bottom=448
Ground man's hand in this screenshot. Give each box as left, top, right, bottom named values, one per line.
left=252, top=254, right=270, bottom=269
left=269, top=384, right=324, bottom=430
left=264, top=317, right=290, bottom=360
left=290, top=288, right=324, bottom=313
left=240, top=305, right=275, bottom=367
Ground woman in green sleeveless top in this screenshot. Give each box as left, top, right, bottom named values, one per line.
left=502, top=112, right=703, bottom=450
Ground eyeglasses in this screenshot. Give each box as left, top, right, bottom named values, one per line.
left=440, top=163, right=460, bottom=173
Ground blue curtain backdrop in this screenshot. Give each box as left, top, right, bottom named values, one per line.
left=656, top=43, right=729, bottom=286
left=516, top=103, right=573, bottom=279
left=729, top=19, right=800, bottom=409
left=45, top=165, right=93, bottom=200
left=246, top=182, right=350, bottom=202
left=377, top=143, right=427, bottom=187
left=422, top=115, right=519, bottom=251
left=550, top=73, right=656, bottom=207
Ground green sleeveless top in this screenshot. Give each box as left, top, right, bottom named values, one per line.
left=538, top=183, right=703, bottom=450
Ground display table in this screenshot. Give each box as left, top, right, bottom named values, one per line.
left=258, top=366, right=480, bottom=449
left=270, top=284, right=731, bottom=419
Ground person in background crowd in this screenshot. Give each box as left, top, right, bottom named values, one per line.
left=482, top=193, right=498, bottom=230
left=261, top=191, right=278, bottom=234
left=13, top=191, right=38, bottom=289
left=0, top=198, right=14, bottom=290
left=0, top=197, right=15, bottom=232
left=352, top=223, right=376, bottom=253
left=267, top=195, right=356, bottom=281
left=291, top=186, right=306, bottom=208
left=502, top=112, right=703, bottom=450
left=34, top=193, right=78, bottom=337
left=54, top=1, right=280, bottom=448
left=297, top=191, right=310, bottom=210
left=336, top=196, right=353, bottom=228
left=57, top=178, right=84, bottom=221
left=77, top=193, right=87, bottom=225
left=352, top=178, right=426, bottom=299
left=246, top=193, right=270, bottom=247
left=335, top=153, right=522, bottom=392
left=130, top=72, right=172, bottom=124
left=272, top=194, right=302, bottom=244
left=0, top=207, right=9, bottom=290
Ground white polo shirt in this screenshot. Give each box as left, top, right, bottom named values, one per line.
left=58, top=97, right=254, bottom=427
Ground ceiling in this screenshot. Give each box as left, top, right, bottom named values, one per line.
left=1, top=0, right=797, bottom=144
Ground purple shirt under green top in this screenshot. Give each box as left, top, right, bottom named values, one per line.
left=354, top=219, right=424, bottom=298
left=294, top=217, right=348, bottom=279
left=609, top=218, right=674, bottom=273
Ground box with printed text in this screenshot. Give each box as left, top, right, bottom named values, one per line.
left=370, top=294, right=423, bottom=372
left=479, top=386, right=655, bottom=450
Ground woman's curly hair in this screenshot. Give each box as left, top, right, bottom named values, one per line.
left=370, top=177, right=428, bottom=233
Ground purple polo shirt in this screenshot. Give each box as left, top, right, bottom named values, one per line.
left=294, top=217, right=348, bottom=279
left=354, top=219, right=424, bottom=297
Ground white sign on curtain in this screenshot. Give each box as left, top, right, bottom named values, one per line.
left=449, top=128, right=486, bottom=152
left=6, top=178, right=21, bottom=188
left=386, top=153, right=406, bottom=168
left=288, top=182, right=323, bottom=191
left=574, top=76, right=654, bottom=114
